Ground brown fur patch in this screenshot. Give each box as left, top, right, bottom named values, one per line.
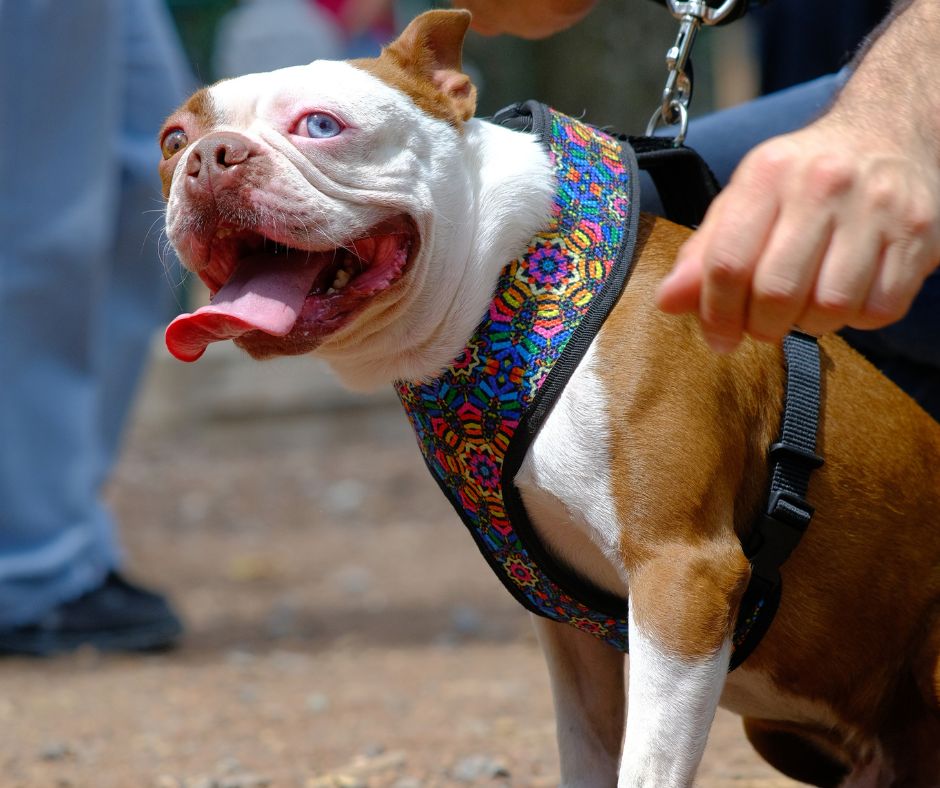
left=352, top=10, right=476, bottom=126
left=182, top=88, right=217, bottom=127
left=595, top=212, right=940, bottom=772
left=157, top=88, right=222, bottom=199
left=595, top=215, right=778, bottom=658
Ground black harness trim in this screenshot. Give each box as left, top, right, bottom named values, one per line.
left=487, top=103, right=824, bottom=670
left=495, top=100, right=642, bottom=619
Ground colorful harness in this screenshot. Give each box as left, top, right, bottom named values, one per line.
left=396, top=102, right=822, bottom=669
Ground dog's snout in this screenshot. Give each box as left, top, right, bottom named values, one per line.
left=185, top=132, right=257, bottom=193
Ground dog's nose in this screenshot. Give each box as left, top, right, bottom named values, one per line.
left=185, top=132, right=257, bottom=194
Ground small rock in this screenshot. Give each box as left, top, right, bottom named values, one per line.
left=332, top=565, right=372, bottom=596
left=334, top=777, right=366, bottom=788
left=305, top=693, right=330, bottom=714
left=218, top=774, right=271, bottom=788
left=305, top=751, right=406, bottom=787
left=432, top=632, right=460, bottom=649
left=391, top=779, right=423, bottom=788
left=306, top=776, right=366, bottom=788
left=215, top=757, right=242, bottom=775
left=225, top=649, right=256, bottom=667
left=323, top=479, right=367, bottom=515
left=452, top=755, right=510, bottom=782
left=226, top=554, right=277, bottom=583
left=264, top=601, right=299, bottom=638
left=269, top=649, right=309, bottom=672
left=179, top=491, right=211, bottom=524
left=38, top=741, right=73, bottom=762
left=361, top=743, right=385, bottom=758
left=450, top=604, right=483, bottom=636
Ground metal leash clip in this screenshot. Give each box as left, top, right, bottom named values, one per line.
left=646, top=0, right=742, bottom=146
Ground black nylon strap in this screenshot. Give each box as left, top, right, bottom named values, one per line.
left=769, top=332, right=825, bottom=502
left=628, top=135, right=720, bottom=227
left=729, top=332, right=824, bottom=669
left=494, top=107, right=721, bottom=228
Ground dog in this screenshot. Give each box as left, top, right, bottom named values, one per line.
left=158, top=10, right=940, bottom=786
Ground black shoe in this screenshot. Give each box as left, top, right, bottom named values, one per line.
left=0, top=572, right=183, bottom=656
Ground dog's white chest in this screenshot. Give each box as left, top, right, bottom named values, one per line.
left=514, top=340, right=629, bottom=598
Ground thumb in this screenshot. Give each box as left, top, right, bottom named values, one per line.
left=656, top=239, right=705, bottom=314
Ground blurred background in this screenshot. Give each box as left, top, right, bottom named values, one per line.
left=0, top=1, right=885, bottom=785
left=169, top=0, right=759, bottom=134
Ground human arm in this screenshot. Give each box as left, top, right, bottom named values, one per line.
left=656, top=0, right=940, bottom=351
left=451, top=0, right=597, bottom=38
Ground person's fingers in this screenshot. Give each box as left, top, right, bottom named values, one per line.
left=656, top=232, right=706, bottom=315
left=695, top=168, right=781, bottom=353
left=788, top=222, right=881, bottom=336
left=745, top=207, right=833, bottom=343
left=848, top=238, right=927, bottom=330
left=654, top=121, right=940, bottom=350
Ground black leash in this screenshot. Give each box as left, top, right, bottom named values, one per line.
left=627, top=134, right=720, bottom=227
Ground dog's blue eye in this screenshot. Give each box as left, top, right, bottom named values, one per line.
left=305, top=113, right=342, bottom=138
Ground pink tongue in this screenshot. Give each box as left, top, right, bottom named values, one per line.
left=166, top=253, right=325, bottom=362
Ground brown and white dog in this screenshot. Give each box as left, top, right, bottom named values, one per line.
left=158, top=10, right=940, bottom=786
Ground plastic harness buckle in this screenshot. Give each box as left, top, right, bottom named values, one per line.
left=746, top=490, right=814, bottom=591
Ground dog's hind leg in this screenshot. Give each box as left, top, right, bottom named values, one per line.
left=742, top=718, right=850, bottom=787
left=618, top=539, right=751, bottom=788
left=533, top=615, right=625, bottom=788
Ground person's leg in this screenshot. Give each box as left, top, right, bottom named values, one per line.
left=640, top=70, right=940, bottom=420
left=95, top=0, right=192, bottom=466
left=0, top=0, right=190, bottom=650
left=0, top=0, right=125, bottom=629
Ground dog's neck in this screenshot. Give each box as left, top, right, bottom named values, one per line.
left=317, top=117, right=555, bottom=390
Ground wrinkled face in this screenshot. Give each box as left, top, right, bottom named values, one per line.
left=160, top=59, right=462, bottom=362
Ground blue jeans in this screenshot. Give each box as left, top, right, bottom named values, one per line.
left=640, top=72, right=940, bottom=420
left=0, top=0, right=191, bottom=627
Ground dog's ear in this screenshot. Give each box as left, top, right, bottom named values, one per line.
left=355, top=10, right=477, bottom=125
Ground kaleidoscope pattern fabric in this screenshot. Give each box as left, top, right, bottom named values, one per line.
left=396, top=104, right=768, bottom=663
left=396, top=107, right=634, bottom=650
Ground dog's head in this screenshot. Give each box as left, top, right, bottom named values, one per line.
left=161, top=11, right=489, bottom=384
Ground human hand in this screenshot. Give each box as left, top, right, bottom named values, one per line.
left=656, top=118, right=940, bottom=353
left=451, top=0, right=596, bottom=38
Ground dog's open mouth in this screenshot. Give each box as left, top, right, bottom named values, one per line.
left=165, top=215, right=417, bottom=362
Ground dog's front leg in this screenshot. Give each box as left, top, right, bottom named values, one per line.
left=533, top=614, right=625, bottom=787
left=618, top=541, right=750, bottom=788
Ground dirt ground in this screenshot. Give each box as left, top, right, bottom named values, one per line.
left=0, top=384, right=806, bottom=788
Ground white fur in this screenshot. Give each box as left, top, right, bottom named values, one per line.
left=515, top=340, right=629, bottom=598
left=620, top=610, right=730, bottom=788
left=167, top=60, right=555, bottom=390
left=516, top=342, right=730, bottom=785
left=533, top=615, right=625, bottom=788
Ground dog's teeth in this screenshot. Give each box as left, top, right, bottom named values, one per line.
left=326, top=287, right=337, bottom=295
left=332, top=269, right=351, bottom=291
